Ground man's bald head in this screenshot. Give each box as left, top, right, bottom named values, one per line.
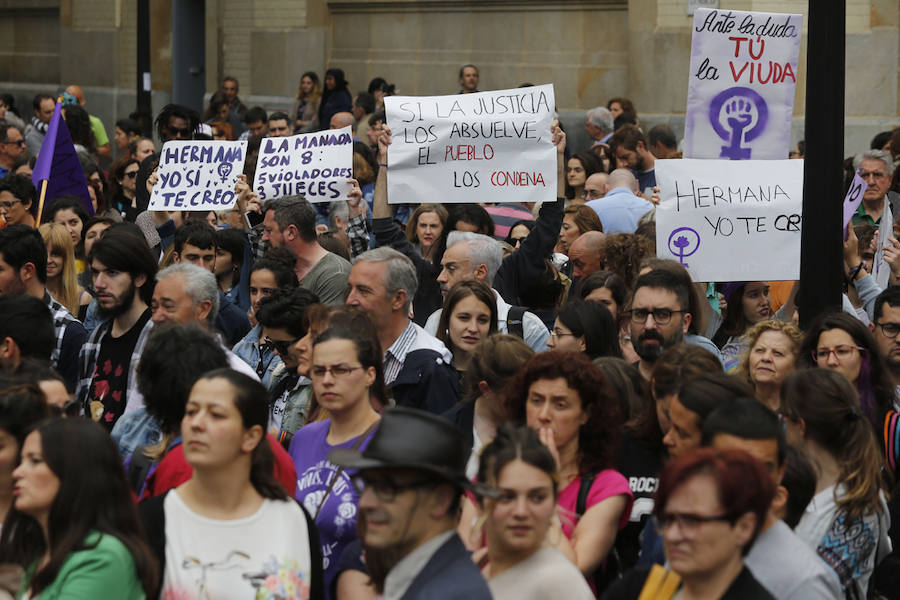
left=585, top=172, right=608, bottom=201
left=330, top=112, right=355, bottom=130
left=606, top=168, right=638, bottom=193
left=568, top=230, right=607, bottom=279
left=65, top=85, right=86, bottom=106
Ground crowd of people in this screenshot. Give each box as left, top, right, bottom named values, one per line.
left=0, top=65, right=897, bottom=599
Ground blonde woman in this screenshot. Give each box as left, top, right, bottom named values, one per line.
left=291, top=71, right=322, bottom=132
left=734, top=320, right=803, bottom=412
left=39, top=223, right=92, bottom=319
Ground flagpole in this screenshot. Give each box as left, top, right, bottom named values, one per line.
left=35, top=179, right=48, bottom=225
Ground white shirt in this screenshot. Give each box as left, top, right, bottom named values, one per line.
left=161, top=490, right=314, bottom=599
left=383, top=531, right=455, bottom=600
left=424, top=289, right=549, bottom=353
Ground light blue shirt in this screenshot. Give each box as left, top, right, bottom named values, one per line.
left=586, top=187, right=654, bottom=234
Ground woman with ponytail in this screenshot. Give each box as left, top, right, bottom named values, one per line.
left=780, top=369, right=890, bottom=599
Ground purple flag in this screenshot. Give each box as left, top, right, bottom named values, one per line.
left=31, top=101, right=94, bottom=218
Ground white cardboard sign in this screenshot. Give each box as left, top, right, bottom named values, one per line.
left=149, top=140, right=247, bottom=211
left=384, top=85, right=557, bottom=204
left=252, top=126, right=354, bottom=204
left=683, top=8, right=802, bottom=160
left=655, top=158, right=804, bottom=281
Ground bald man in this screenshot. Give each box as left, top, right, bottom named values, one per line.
left=568, top=231, right=607, bottom=280
left=585, top=168, right=653, bottom=234
left=584, top=172, right=608, bottom=201
left=330, top=111, right=355, bottom=131
left=65, top=84, right=111, bottom=158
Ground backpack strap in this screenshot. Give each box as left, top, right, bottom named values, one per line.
left=126, top=445, right=155, bottom=495
left=506, top=306, right=527, bottom=339
left=138, top=490, right=169, bottom=595
left=576, top=472, right=596, bottom=520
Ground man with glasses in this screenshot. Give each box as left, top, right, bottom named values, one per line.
left=0, top=123, right=26, bottom=178
left=0, top=173, right=36, bottom=227
left=629, top=269, right=694, bottom=380
left=585, top=168, right=653, bottom=234
left=871, top=287, right=900, bottom=405
left=851, top=150, right=895, bottom=226
left=150, top=263, right=258, bottom=381
left=330, top=407, right=494, bottom=600
left=254, top=287, right=319, bottom=445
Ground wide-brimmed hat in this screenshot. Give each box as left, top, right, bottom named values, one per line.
left=329, top=407, right=498, bottom=498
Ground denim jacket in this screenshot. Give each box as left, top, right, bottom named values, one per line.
left=232, top=324, right=282, bottom=389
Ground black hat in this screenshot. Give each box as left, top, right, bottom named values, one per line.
left=329, top=407, right=498, bottom=498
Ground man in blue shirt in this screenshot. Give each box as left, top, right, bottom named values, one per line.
left=586, top=169, right=654, bottom=234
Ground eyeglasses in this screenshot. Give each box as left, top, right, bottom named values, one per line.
left=654, top=512, right=734, bottom=533
left=0, top=199, right=22, bottom=210
left=509, top=237, right=527, bottom=246
left=1, top=140, right=25, bottom=148
left=628, top=308, right=684, bottom=325
left=875, top=322, right=900, bottom=338
left=812, top=345, right=865, bottom=363
left=549, top=330, right=576, bottom=340
left=350, top=473, right=436, bottom=502
left=310, top=364, right=364, bottom=379
left=263, top=335, right=302, bottom=357
left=124, top=171, right=139, bottom=179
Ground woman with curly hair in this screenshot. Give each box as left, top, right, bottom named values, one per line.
left=602, top=233, right=655, bottom=292
left=505, top=351, right=632, bottom=583
left=735, top=320, right=803, bottom=411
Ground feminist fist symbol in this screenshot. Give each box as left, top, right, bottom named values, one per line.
left=709, top=87, right=768, bottom=160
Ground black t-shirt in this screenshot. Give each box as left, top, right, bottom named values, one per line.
left=87, top=309, right=151, bottom=431
left=616, top=430, right=664, bottom=570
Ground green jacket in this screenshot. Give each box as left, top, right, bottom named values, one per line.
left=21, top=532, right=144, bottom=600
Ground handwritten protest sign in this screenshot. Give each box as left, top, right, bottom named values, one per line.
left=384, top=85, right=556, bottom=204
left=842, top=170, right=867, bottom=241
left=253, top=126, right=354, bottom=203
left=683, top=9, right=802, bottom=160
left=655, top=158, right=803, bottom=281
left=149, top=140, right=247, bottom=211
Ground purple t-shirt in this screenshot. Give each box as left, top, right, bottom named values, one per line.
left=288, top=419, right=377, bottom=598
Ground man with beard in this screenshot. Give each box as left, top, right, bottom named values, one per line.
left=629, top=269, right=692, bottom=380
left=329, top=407, right=494, bottom=599
left=0, top=226, right=87, bottom=390
left=76, top=230, right=158, bottom=430
left=609, top=124, right=656, bottom=194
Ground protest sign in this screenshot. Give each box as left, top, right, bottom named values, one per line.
left=149, top=140, right=247, bottom=211
left=874, top=199, right=893, bottom=288
left=252, top=126, right=354, bottom=203
left=683, top=8, right=802, bottom=160
left=655, top=158, right=803, bottom=282
left=842, top=170, right=867, bottom=241
left=384, top=85, right=556, bottom=204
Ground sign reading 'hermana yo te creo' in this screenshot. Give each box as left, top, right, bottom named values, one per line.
left=148, top=140, right=247, bottom=211
left=655, top=158, right=804, bottom=282
left=384, top=84, right=557, bottom=204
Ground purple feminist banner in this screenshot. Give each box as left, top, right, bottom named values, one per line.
left=31, top=101, right=94, bottom=217
left=683, top=9, right=802, bottom=160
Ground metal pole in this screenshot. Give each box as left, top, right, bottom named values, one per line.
left=798, top=1, right=846, bottom=328
left=136, top=0, right=153, bottom=137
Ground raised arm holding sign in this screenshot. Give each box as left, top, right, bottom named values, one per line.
left=384, top=85, right=557, bottom=204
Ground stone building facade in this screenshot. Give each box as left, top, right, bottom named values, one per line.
left=1, top=0, right=897, bottom=153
